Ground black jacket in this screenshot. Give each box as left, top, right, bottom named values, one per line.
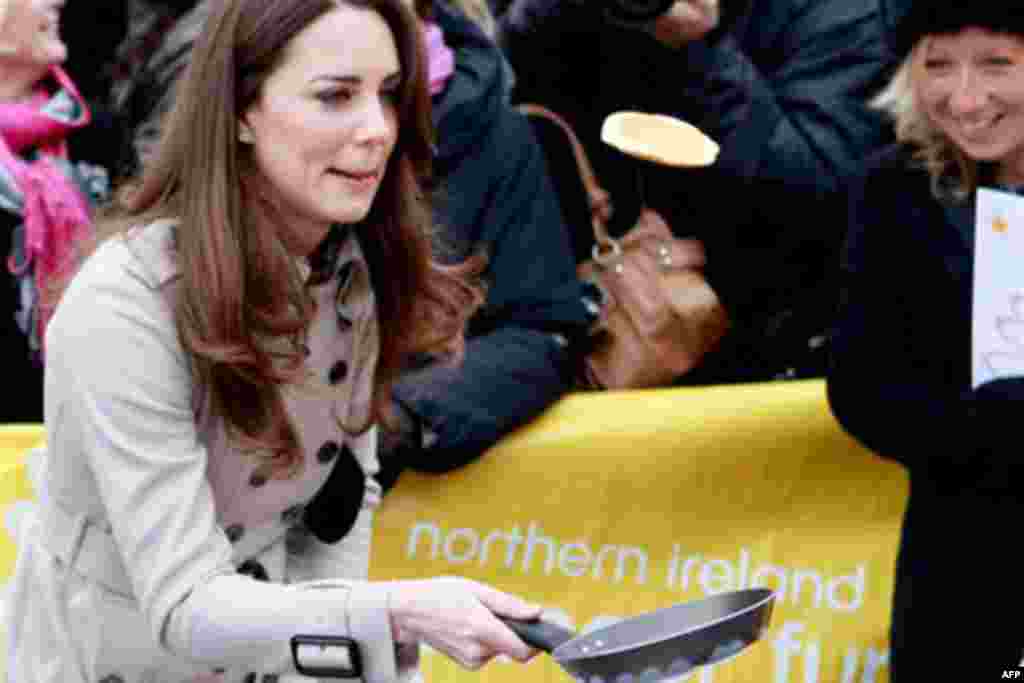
left=828, top=145, right=1024, bottom=678
left=1, top=211, right=44, bottom=423
left=499, top=0, right=896, bottom=382
left=386, top=2, right=590, bottom=474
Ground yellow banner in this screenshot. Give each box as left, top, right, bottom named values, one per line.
left=0, top=382, right=907, bottom=683
left=0, top=425, right=44, bottom=581
left=369, top=380, right=908, bottom=683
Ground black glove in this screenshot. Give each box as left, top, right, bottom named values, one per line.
left=376, top=399, right=423, bottom=494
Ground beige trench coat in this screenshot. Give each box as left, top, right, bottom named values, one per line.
left=6, top=220, right=419, bottom=683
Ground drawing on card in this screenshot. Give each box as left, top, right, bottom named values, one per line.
left=982, top=291, right=1024, bottom=378
left=972, top=188, right=1024, bottom=387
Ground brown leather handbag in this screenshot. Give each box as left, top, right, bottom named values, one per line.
left=519, top=104, right=730, bottom=389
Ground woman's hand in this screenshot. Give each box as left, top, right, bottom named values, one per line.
left=649, top=0, right=720, bottom=49
left=387, top=577, right=542, bottom=670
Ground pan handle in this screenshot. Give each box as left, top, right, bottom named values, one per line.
left=498, top=617, right=577, bottom=653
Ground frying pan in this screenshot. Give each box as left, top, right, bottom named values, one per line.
left=500, top=588, right=775, bottom=682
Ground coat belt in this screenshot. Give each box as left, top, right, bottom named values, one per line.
left=37, top=496, right=291, bottom=599
left=38, top=498, right=135, bottom=596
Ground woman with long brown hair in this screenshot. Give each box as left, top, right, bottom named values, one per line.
left=6, top=0, right=539, bottom=680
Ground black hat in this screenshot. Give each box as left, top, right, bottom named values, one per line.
left=885, top=2, right=1024, bottom=58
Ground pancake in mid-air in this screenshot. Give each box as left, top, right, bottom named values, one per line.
left=601, top=111, right=720, bottom=167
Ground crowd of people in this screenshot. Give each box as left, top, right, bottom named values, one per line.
left=2, top=0, right=1022, bottom=680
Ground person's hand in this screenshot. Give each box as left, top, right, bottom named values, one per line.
left=649, top=0, right=720, bottom=49
left=637, top=208, right=708, bottom=269
left=387, top=577, right=542, bottom=670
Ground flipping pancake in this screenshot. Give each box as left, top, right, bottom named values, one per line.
left=601, top=111, right=719, bottom=167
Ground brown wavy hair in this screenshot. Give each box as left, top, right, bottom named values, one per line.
left=89, top=0, right=482, bottom=479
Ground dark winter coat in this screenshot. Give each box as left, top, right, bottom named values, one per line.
left=386, top=1, right=591, bottom=473
left=828, top=144, right=1024, bottom=678
left=1, top=211, right=44, bottom=423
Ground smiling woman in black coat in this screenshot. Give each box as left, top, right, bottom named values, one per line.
left=828, top=3, right=1024, bottom=678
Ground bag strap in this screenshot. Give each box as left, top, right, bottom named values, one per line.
left=517, top=103, right=615, bottom=248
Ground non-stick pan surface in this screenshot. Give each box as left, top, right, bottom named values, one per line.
left=503, top=588, right=775, bottom=682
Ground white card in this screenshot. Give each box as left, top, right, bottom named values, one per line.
left=972, top=187, right=1024, bottom=388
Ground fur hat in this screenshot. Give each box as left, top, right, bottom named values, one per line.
left=886, top=2, right=1024, bottom=58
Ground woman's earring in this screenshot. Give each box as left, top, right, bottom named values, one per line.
left=238, top=125, right=254, bottom=144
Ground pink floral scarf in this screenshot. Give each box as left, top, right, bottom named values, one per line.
left=0, top=65, right=106, bottom=360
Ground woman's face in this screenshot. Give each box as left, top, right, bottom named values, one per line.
left=916, top=27, right=1024, bottom=184
left=241, top=2, right=401, bottom=257
left=0, top=0, right=67, bottom=68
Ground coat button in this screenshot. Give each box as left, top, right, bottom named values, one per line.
left=328, top=360, right=349, bottom=384
left=225, top=524, right=245, bottom=543
left=249, top=470, right=268, bottom=488
left=317, top=440, right=341, bottom=464
left=238, top=560, right=269, bottom=582
left=243, top=674, right=256, bottom=683
left=99, top=676, right=124, bottom=683
left=282, top=503, right=306, bottom=525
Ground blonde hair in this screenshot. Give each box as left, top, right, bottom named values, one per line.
left=871, top=39, right=976, bottom=200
